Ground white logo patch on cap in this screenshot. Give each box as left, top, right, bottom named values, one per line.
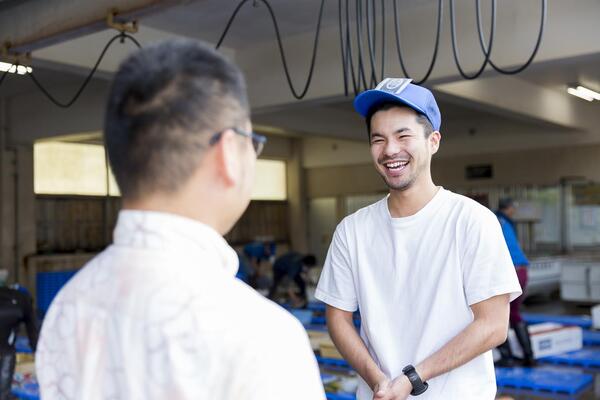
left=376, top=78, right=413, bottom=94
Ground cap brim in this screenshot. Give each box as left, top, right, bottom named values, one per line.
left=353, top=89, right=427, bottom=118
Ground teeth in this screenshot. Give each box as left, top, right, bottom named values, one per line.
left=385, top=161, right=408, bottom=168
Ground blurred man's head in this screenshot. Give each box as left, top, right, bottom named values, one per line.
left=498, top=197, right=517, bottom=219
left=105, top=39, right=263, bottom=233
left=302, top=255, right=317, bottom=268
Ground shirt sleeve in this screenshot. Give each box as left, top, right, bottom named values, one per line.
left=315, top=221, right=358, bottom=312
left=499, top=219, right=530, bottom=266
left=462, top=207, right=522, bottom=305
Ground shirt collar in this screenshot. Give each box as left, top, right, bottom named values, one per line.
left=113, top=210, right=239, bottom=276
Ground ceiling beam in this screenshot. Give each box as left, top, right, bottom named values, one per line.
left=0, top=0, right=186, bottom=54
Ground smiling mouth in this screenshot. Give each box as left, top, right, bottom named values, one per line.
left=383, top=160, right=409, bottom=172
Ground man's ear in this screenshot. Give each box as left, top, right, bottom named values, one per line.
left=429, top=131, right=441, bottom=155
left=215, top=129, right=240, bottom=187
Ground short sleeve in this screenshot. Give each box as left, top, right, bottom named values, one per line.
left=462, top=207, right=522, bottom=305
left=315, top=221, right=358, bottom=312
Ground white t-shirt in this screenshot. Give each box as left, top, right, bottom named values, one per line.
left=36, top=210, right=326, bottom=400
left=315, top=188, right=521, bottom=400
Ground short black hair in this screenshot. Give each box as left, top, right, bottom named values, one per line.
left=498, top=197, right=515, bottom=211
left=302, top=254, right=317, bottom=268
left=365, top=102, right=434, bottom=139
left=104, top=39, right=249, bottom=200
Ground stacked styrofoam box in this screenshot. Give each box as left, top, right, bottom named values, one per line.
left=591, top=305, right=600, bottom=329
left=561, top=261, right=590, bottom=301
left=589, top=266, right=600, bottom=301
left=508, top=323, right=582, bottom=359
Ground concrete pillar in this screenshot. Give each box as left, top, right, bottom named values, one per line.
left=286, top=138, right=308, bottom=252
left=15, top=145, right=36, bottom=283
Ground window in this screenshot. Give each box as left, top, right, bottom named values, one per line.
left=252, top=159, right=287, bottom=200
left=34, top=142, right=119, bottom=196
left=34, top=142, right=287, bottom=200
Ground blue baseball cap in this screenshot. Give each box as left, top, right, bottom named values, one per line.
left=353, top=78, right=441, bottom=131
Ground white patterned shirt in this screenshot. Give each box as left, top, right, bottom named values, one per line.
left=36, top=210, right=326, bottom=400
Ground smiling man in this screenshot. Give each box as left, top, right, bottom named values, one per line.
left=315, top=78, right=522, bottom=400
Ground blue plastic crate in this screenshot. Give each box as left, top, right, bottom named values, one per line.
left=539, top=347, right=600, bottom=368
left=317, top=356, right=351, bottom=369
left=308, top=301, right=326, bottom=312
left=11, top=382, right=40, bottom=400
left=326, top=393, right=356, bottom=400
left=312, top=316, right=361, bottom=328
left=15, top=336, right=32, bottom=354
left=290, top=309, right=314, bottom=325
left=582, top=330, right=600, bottom=346
left=523, top=313, right=592, bottom=329
left=495, top=367, right=592, bottom=395
left=305, top=324, right=328, bottom=332
left=36, top=270, right=77, bottom=316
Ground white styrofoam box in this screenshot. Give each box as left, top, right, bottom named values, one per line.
left=590, top=284, right=600, bottom=302
left=592, top=305, right=600, bottom=329
left=508, top=323, right=582, bottom=359
left=589, top=266, right=600, bottom=283
left=561, top=282, right=589, bottom=301
left=492, top=348, right=501, bottom=362
left=560, top=263, right=589, bottom=283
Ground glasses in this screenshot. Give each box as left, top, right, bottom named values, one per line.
left=210, top=127, right=267, bottom=157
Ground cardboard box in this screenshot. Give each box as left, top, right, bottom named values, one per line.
left=319, top=341, right=344, bottom=359
left=509, top=322, right=582, bottom=359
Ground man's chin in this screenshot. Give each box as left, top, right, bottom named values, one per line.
left=381, top=176, right=413, bottom=192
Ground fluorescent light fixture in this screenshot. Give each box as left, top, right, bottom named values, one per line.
left=567, top=86, right=594, bottom=102
left=0, top=61, right=32, bottom=75
left=576, top=85, right=600, bottom=101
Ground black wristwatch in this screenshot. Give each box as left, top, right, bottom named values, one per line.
left=402, top=365, right=428, bottom=396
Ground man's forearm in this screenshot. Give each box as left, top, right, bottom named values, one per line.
left=326, top=308, right=384, bottom=389
left=416, top=314, right=506, bottom=382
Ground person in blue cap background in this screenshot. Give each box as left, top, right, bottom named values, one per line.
left=495, top=198, right=536, bottom=367
left=316, top=78, right=522, bottom=400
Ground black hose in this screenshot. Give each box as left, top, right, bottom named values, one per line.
left=216, top=0, right=325, bottom=100
left=365, top=0, right=378, bottom=87
left=476, top=0, right=546, bottom=74
left=27, top=33, right=141, bottom=108
left=355, top=0, right=369, bottom=90
left=0, top=67, right=11, bottom=88
left=379, top=0, right=385, bottom=82
left=347, top=0, right=361, bottom=94
left=393, top=0, right=443, bottom=85
left=338, top=0, right=348, bottom=96
left=449, top=0, right=496, bottom=80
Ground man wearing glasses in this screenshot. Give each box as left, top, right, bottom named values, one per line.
left=36, top=39, right=325, bottom=400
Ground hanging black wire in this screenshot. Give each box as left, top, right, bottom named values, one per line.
left=476, top=0, right=547, bottom=74
left=393, top=0, right=444, bottom=85
left=354, top=0, right=369, bottom=90
left=344, top=0, right=361, bottom=94
left=216, top=0, right=325, bottom=100
left=365, top=0, right=378, bottom=87
left=0, top=67, right=11, bottom=88
left=449, top=0, right=496, bottom=80
left=0, top=0, right=548, bottom=106
left=379, top=0, right=385, bottom=82
left=26, top=32, right=141, bottom=108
